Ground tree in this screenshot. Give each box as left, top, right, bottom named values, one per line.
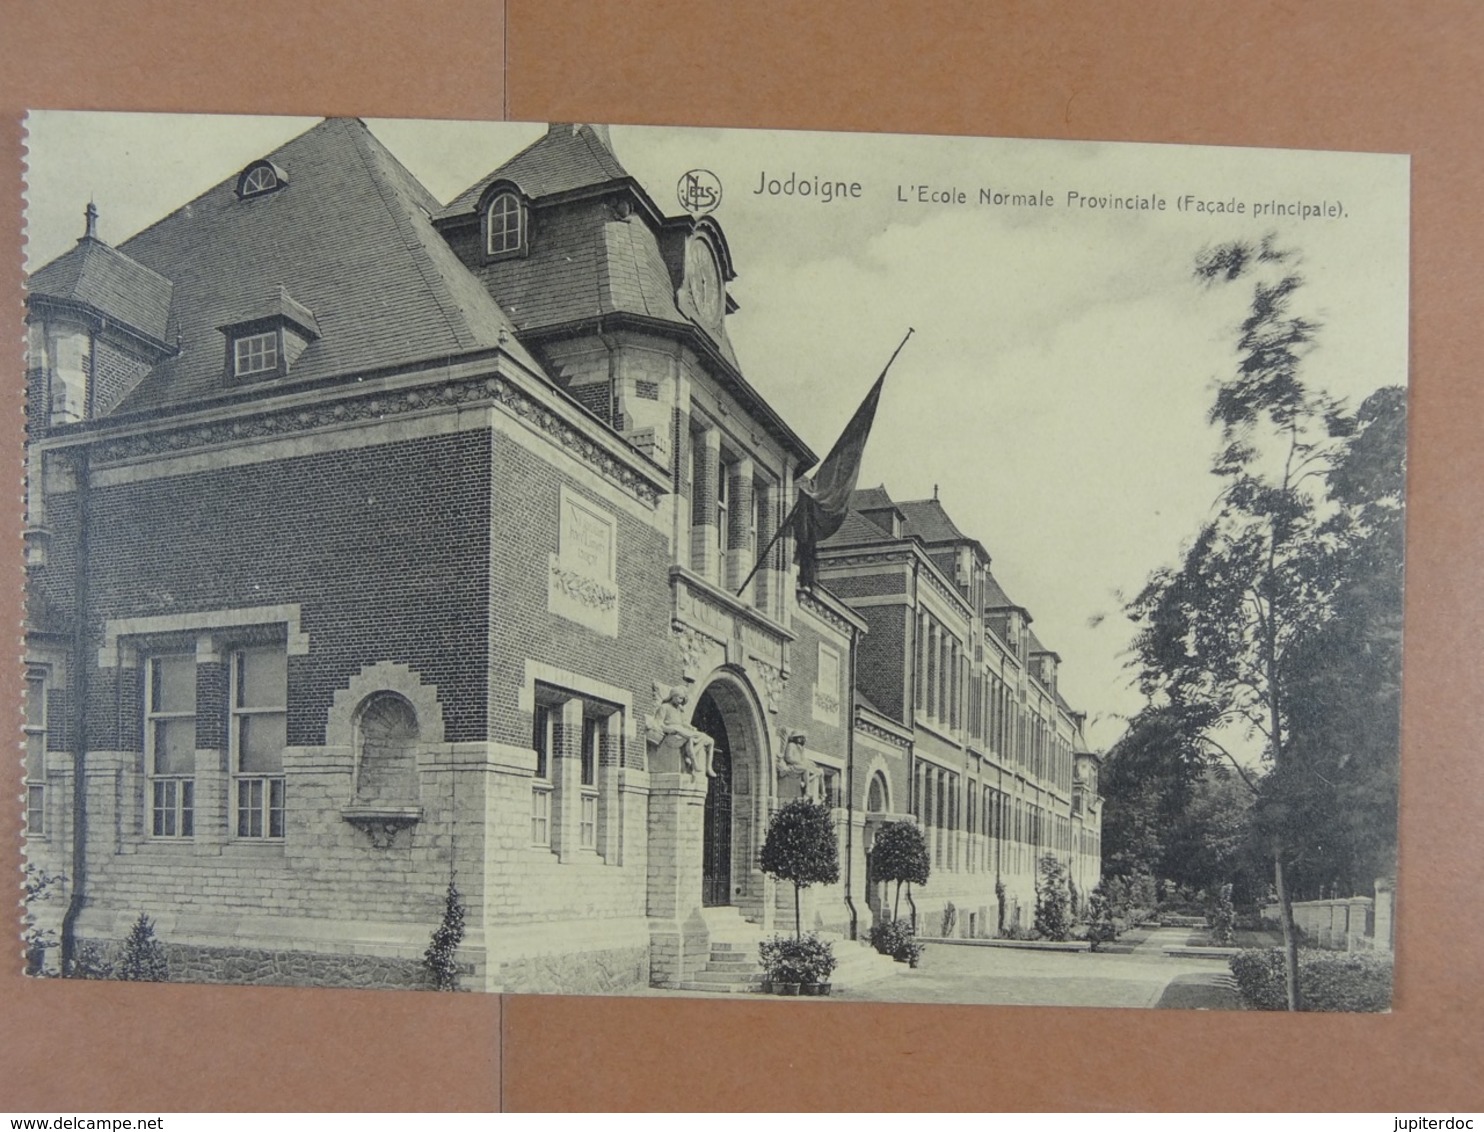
left=1127, top=237, right=1404, bottom=1010
left=1266, top=386, right=1405, bottom=897
left=760, top=798, right=840, bottom=939
left=423, top=881, right=467, bottom=991
left=116, top=912, right=169, bottom=982
left=868, top=819, right=930, bottom=921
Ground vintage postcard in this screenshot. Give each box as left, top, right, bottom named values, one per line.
left=18, top=112, right=1407, bottom=1010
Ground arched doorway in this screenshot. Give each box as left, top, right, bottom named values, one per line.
left=687, top=676, right=768, bottom=916
left=694, top=689, right=732, bottom=907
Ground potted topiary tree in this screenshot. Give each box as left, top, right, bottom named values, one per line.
left=869, top=820, right=929, bottom=922
left=867, top=819, right=930, bottom=965
left=759, top=798, right=840, bottom=994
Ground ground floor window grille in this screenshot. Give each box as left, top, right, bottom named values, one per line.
left=531, top=785, right=552, bottom=846
left=24, top=666, right=48, bottom=836
left=236, top=777, right=284, bottom=838
left=153, top=778, right=195, bottom=838
left=147, top=653, right=197, bottom=839
left=579, top=793, right=598, bottom=849
left=232, top=645, right=287, bottom=840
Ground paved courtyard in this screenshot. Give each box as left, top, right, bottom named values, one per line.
left=832, top=927, right=1242, bottom=1010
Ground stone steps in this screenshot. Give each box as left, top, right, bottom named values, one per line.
left=671, top=909, right=907, bottom=995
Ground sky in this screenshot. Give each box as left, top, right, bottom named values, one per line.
left=22, top=112, right=1411, bottom=751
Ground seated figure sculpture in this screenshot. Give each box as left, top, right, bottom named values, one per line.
left=777, top=727, right=821, bottom=800
left=646, top=683, right=717, bottom=777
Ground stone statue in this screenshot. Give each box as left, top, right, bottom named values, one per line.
left=777, top=727, right=820, bottom=800
left=646, top=682, right=717, bottom=777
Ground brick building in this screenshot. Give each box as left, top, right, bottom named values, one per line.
left=22, top=118, right=1099, bottom=992
left=819, top=487, right=1103, bottom=936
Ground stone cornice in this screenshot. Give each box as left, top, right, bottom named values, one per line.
left=854, top=711, right=912, bottom=749
left=795, top=586, right=868, bottom=637
left=40, top=359, right=669, bottom=508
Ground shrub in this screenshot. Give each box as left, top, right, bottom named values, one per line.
left=1301, top=951, right=1393, bottom=1012
left=1229, top=947, right=1393, bottom=1012
left=69, top=941, right=116, bottom=980
left=870, top=821, right=930, bottom=922
left=995, top=879, right=1007, bottom=936
left=1086, top=883, right=1120, bottom=951
left=760, top=799, right=840, bottom=938
left=1208, top=883, right=1237, bottom=946
left=116, top=913, right=170, bottom=982
left=940, top=901, right=958, bottom=938
left=1034, top=855, right=1074, bottom=942
left=23, top=864, right=66, bottom=976
left=423, top=881, right=467, bottom=991
left=869, top=917, right=923, bottom=964
left=759, top=932, right=836, bottom=984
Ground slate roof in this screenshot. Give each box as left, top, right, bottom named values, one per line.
left=28, top=235, right=174, bottom=344
left=820, top=507, right=901, bottom=547
left=983, top=571, right=1017, bottom=609
left=437, top=124, right=630, bottom=218
left=62, top=117, right=541, bottom=416
left=852, top=485, right=897, bottom=512
left=1028, top=629, right=1059, bottom=659
left=897, top=498, right=971, bottom=545
left=452, top=125, right=743, bottom=372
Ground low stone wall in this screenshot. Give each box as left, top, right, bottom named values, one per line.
left=1263, top=894, right=1379, bottom=952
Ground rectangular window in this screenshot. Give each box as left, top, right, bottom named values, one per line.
left=716, top=459, right=731, bottom=555
left=820, top=766, right=841, bottom=809
left=231, top=645, right=287, bottom=839
left=532, top=703, right=553, bottom=846
left=581, top=715, right=599, bottom=788
left=233, top=331, right=279, bottom=378
left=579, top=715, right=600, bottom=850
left=147, top=654, right=197, bottom=838
left=24, top=667, right=47, bottom=836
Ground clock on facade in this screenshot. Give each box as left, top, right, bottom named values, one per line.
left=685, top=238, right=724, bottom=326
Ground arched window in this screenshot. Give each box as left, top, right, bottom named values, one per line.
left=486, top=192, right=525, bottom=257
left=237, top=161, right=286, bottom=199
left=354, top=692, right=420, bottom=807
left=867, top=771, right=889, bottom=814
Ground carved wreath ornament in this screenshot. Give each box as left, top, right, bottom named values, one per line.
left=550, top=563, right=619, bottom=612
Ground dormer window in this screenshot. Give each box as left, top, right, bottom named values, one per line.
left=237, top=161, right=287, bottom=200
left=234, top=331, right=280, bottom=377
left=220, top=286, right=321, bottom=384
left=486, top=191, right=526, bottom=258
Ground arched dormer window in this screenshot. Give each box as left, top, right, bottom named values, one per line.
left=486, top=191, right=526, bottom=258
left=237, top=161, right=287, bottom=200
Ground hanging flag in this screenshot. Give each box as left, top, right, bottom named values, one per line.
left=793, top=382, right=888, bottom=589
left=737, top=330, right=913, bottom=596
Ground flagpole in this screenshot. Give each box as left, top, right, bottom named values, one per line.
left=735, top=497, right=801, bottom=598
left=733, top=327, right=915, bottom=599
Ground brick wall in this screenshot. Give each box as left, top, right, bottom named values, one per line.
left=79, top=431, right=492, bottom=746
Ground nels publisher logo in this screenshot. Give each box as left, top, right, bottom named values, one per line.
left=677, top=169, right=722, bottom=215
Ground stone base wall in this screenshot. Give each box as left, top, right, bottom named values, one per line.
left=76, top=938, right=432, bottom=990
left=494, top=945, right=649, bottom=995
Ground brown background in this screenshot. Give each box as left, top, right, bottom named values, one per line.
left=2, top=0, right=1481, bottom=1112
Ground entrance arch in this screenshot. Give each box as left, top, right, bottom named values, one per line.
left=689, top=672, right=770, bottom=920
